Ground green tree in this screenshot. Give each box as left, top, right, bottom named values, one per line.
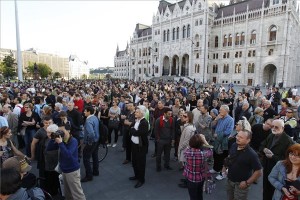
left=1, top=55, right=17, bottom=79
left=28, top=62, right=52, bottom=79
left=53, top=72, right=61, bottom=80
left=81, top=74, right=87, bottom=79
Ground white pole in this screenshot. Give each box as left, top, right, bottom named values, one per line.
left=15, top=0, right=23, bottom=81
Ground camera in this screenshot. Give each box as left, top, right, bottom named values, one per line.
left=50, top=130, right=65, bottom=139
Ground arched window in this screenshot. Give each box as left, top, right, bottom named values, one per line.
left=176, top=27, right=180, bottom=39
left=172, top=28, right=176, bottom=40
left=235, top=33, right=240, bottom=45
left=195, top=20, right=198, bottom=26
left=163, top=30, right=166, bottom=42
left=228, top=34, right=233, bottom=46
left=183, top=26, right=186, bottom=38
left=248, top=63, right=255, bottom=73
left=235, top=63, right=242, bottom=73
left=199, top=19, right=203, bottom=25
left=198, top=3, right=202, bottom=10
left=215, top=36, right=219, bottom=48
left=223, top=35, right=228, bottom=47
left=269, top=25, right=277, bottom=41
left=250, top=30, right=256, bottom=44
left=240, top=32, right=245, bottom=44
left=223, top=64, right=229, bottom=73
left=187, top=24, right=191, bottom=38
left=167, top=29, right=170, bottom=41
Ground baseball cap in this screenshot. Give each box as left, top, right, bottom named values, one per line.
left=2, top=156, right=32, bottom=173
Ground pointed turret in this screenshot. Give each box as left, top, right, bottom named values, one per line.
left=116, top=44, right=119, bottom=56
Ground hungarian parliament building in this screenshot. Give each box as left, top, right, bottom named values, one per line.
left=114, top=0, right=300, bottom=87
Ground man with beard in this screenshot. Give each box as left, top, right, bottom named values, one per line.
left=259, top=119, right=294, bottom=200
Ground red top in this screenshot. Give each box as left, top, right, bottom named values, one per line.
left=74, top=99, right=84, bottom=113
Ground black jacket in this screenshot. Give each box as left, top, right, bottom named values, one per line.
left=130, top=118, right=149, bottom=148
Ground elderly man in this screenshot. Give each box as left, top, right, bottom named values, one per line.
left=250, top=119, right=273, bottom=152
left=210, top=105, right=234, bottom=177
left=192, top=99, right=203, bottom=125
left=259, top=119, right=294, bottom=200
left=263, top=100, right=279, bottom=122
left=237, top=102, right=252, bottom=121
left=225, top=130, right=262, bottom=200
left=196, top=105, right=212, bottom=142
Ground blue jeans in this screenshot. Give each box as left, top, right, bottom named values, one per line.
left=187, top=180, right=204, bottom=200
left=83, top=142, right=99, bottom=178
left=24, top=128, right=35, bottom=157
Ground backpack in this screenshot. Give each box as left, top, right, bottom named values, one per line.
left=17, top=105, right=26, bottom=114
left=98, top=119, right=108, bottom=145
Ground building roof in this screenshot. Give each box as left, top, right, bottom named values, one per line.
left=215, top=0, right=287, bottom=19
left=116, top=50, right=128, bottom=57
left=158, top=0, right=194, bottom=14
left=135, top=23, right=152, bottom=38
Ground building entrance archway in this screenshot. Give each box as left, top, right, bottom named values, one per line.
left=263, top=64, right=277, bottom=87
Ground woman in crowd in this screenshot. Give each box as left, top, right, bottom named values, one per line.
left=184, top=134, right=213, bottom=200
left=107, top=100, right=121, bottom=147
left=178, top=112, right=195, bottom=169
left=18, top=103, right=39, bottom=157
left=248, top=107, right=264, bottom=127
left=279, top=98, right=292, bottom=117
left=269, top=144, right=300, bottom=200
left=100, top=102, right=109, bottom=127
left=0, top=127, right=25, bottom=165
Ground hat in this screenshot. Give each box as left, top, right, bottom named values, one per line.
left=211, top=108, right=219, bottom=116
left=2, top=156, right=32, bottom=173
left=57, top=111, right=67, bottom=118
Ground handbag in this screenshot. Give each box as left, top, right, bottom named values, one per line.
left=54, top=162, right=62, bottom=174
left=108, top=118, right=119, bottom=129
left=19, top=127, right=27, bottom=136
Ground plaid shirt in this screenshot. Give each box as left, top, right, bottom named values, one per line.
left=183, top=147, right=213, bottom=182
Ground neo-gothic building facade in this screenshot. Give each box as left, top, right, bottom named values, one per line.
left=114, top=0, right=300, bottom=87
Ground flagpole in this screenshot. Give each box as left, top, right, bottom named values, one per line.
left=15, top=0, right=23, bottom=81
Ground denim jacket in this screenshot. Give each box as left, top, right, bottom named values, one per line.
left=268, top=161, right=300, bottom=200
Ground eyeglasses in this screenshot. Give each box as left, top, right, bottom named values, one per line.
left=289, top=152, right=300, bottom=158
left=271, top=125, right=280, bottom=130
left=286, top=111, right=293, bottom=113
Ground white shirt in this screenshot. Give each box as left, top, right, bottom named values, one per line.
left=131, top=117, right=144, bottom=144
left=13, top=104, right=22, bottom=117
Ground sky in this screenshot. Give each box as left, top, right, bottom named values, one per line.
left=1, top=0, right=298, bottom=69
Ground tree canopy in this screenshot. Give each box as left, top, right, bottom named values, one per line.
left=0, top=55, right=17, bottom=79
left=28, top=62, right=52, bottom=79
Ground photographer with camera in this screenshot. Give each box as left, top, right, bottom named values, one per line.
left=46, top=122, right=86, bottom=200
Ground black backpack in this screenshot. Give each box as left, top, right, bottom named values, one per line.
left=99, top=119, right=108, bottom=145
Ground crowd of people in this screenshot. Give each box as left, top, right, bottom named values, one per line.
left=0, top=79, right=299, bottom=200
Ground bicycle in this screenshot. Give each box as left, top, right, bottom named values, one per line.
left=90, top=143, right=108, bottom=163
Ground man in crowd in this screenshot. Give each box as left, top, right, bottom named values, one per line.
left=210, top=105, right=234, bottom=180
left=250, top=119, right=273, bottom=152
left=225, top=130, right=262, bottom=199
left=81, top=106, right=100, bottom=182
left=259, top=119, right=294, bottom=200
left=154, top=107, right=175, bottom=172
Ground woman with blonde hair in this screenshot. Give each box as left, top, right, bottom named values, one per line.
left=269, top=144, right=300, bottom=200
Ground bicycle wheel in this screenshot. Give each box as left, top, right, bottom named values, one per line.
left=90, top=144, right=108, bottom=163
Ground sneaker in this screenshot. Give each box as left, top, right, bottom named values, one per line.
left=209, top=169, right=219, bottom=174
left=107, top=144, right=112, bottom=147
left=112, top=144, right=117, bottom=148
left=215, top=172, right=227, bottom=181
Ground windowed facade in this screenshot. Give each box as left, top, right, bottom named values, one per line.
left=172, top=28, right=176, bottom=40
left=223, top=35, right=227, bottom=47
left=176, top=27, right=179, bottom=39
left=167, top=29, right=170, bottom=41
left=228, top=34, right=232, bottom=46
left=235, top=33, right=240, bottom=45
left=187, top=25, right=191, bottom=38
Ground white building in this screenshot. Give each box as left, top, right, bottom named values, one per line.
left=69, top=55, right=90, bottom=79
left=113, top=44, right=130, bottom=79
left=114, top=0, right=300, bottom=87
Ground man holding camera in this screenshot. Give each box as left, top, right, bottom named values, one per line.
left=47, top=122, right=86, bottom=200
left=81, top=106, right=100, bottom=182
